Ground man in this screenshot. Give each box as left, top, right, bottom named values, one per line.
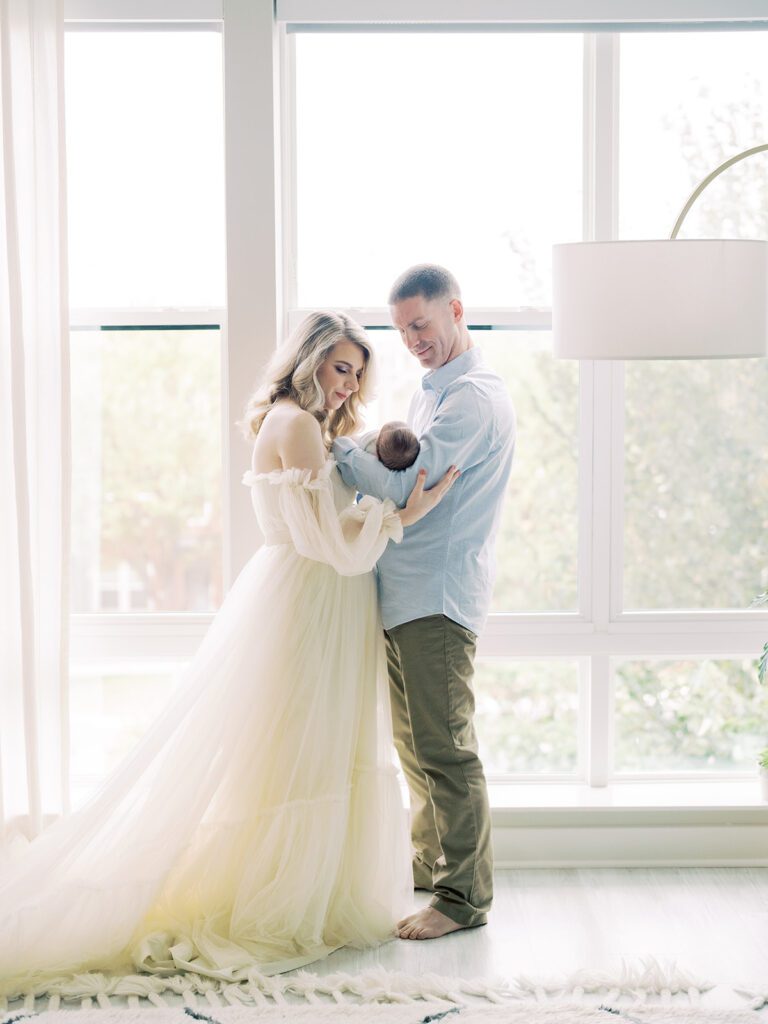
left=333, top=264, right=515, bottom=940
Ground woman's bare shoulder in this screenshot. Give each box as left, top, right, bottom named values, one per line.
left=253, top=402, right=324, bottom=474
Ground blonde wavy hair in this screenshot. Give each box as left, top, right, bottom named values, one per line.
left=241, top=311, right=375, bottom=447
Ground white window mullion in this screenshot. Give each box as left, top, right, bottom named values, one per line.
left=280, top=30, right=298, bottom=316
left=590, top=366, right=614, bottom=629
left=577, top=655, right=591, bottom=781
left=585, top=31, right=618, bottom=630
left=222, top=0, right=284, bottom=587
left=69, top=309, right=225, bottom=328
left=286, top=308, right=552, bottom=332
left=586, top=653, right=612, bottom=786
left=64, top=0, right=222, bottom=20
left=591, top=33, right=619, bottom=243
left=582, top=34, right=596, bottom=243
left=610, top=362, right=626, bottom=621
left=576, top=362, right=594, bottom=622
left=584, top=31, right=620, bottom=783
left=277, top=0, right=768, bottom=27
left=587, top=371, right=614, bottom=788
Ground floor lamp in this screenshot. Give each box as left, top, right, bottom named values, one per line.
left=553, top=143, right=768, bottom=359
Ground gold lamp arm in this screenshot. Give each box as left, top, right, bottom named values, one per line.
left=670, top=142, right=768, bottom=239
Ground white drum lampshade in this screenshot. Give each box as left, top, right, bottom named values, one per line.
left=552, top=239, right=768, bottom=359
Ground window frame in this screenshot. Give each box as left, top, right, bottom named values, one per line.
left=65, top=0, right=768, bottom=807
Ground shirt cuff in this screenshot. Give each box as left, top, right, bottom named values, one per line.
left=332, top=436, right=359, bottom=458
left=357, top=429, right=380, bottom=453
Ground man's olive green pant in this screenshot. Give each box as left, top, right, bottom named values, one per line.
left=384, top=614, right=492, bottom=927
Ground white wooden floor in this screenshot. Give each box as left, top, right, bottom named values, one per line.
left=6, top=868, right=767, bottom=1016
left=294, top=868, right=768, bottom=1013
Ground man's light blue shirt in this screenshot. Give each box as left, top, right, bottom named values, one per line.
left=332, top=347, right=515, bottom=635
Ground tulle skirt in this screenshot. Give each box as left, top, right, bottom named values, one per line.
left=0, top=542, right=411, bottom=996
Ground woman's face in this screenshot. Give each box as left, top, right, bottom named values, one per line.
left=316, top=340, right=365, bottom=411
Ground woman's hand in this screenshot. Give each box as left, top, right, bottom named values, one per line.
left=399, top=466, right=460, bottom=529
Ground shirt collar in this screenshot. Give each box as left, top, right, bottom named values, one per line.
left=422, top=346, right=483, bottom=393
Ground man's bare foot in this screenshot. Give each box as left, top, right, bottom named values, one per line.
left=397, top=906, right=465, bottom=940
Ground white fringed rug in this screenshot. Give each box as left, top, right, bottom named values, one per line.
left=0, top=1005, right=758, bottom=1023
left=1, top=962, right=763, bottom=1020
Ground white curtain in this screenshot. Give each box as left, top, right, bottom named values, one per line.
left=0, top=0, right=70, bottom=840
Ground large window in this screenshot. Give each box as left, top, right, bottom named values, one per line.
left=67, top=25, right=225, bottom=794
left=70, top=663, right=184, bottom=806
left=614, top=658, right=768, bottom=774
left=619, top=31, right=768, bottom=242
left=71, top=327, right=222, bottom=614
left=67, top=6, right=768, bottom=802
left=475, top=659, right=582, bottom=777
left=289, top=26, right=768, bottom=789
left=619, top=32, right=768, bottom=614
left=294, top=33, right=583, bottom=308
left=623, top=358, right=768, bottom=611
left=66, top=31, right=225, bottom=308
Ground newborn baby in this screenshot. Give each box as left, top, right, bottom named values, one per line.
left=363, top=420, right=420, bottom=471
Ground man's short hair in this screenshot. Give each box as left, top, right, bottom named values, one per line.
left=388, top=263, right=461, bottom=306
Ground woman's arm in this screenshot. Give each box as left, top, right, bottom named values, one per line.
left=278, top=409, right=458, bottom=528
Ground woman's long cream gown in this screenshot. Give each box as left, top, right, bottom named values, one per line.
left=0, top=459, right=411, bottom=999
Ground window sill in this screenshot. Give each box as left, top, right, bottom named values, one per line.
left=488, top=778, right=768, bottom=826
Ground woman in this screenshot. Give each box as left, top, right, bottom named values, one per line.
left=0, top=311, right=457, bottom=1000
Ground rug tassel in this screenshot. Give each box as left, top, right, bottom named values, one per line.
left=482, top=991, right=508, bottom=1005
left=735, top=988, right=767, bottom=1011
left=286, top=969, right=326, bottom=1005
left=458, top=977, right=514, bottom=1005
left=0, top=958, right=730, bottom=1012
left=513, top=956, right=712, bottom=1001
left=246, top=983, right=269, bottom=1007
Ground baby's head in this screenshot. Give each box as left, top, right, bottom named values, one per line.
left=376, top=420, right=420, bottom=471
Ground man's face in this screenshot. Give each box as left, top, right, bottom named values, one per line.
left=389, top=294, right=463, bottom=370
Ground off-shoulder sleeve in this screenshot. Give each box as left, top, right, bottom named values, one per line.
left=251, top=461, right=403, bottom=576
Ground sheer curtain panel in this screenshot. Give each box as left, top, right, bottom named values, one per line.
left=0, top=0, right=70, bottom=840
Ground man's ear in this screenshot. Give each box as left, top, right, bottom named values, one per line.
left=449, top=298, right=464, bottom=323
